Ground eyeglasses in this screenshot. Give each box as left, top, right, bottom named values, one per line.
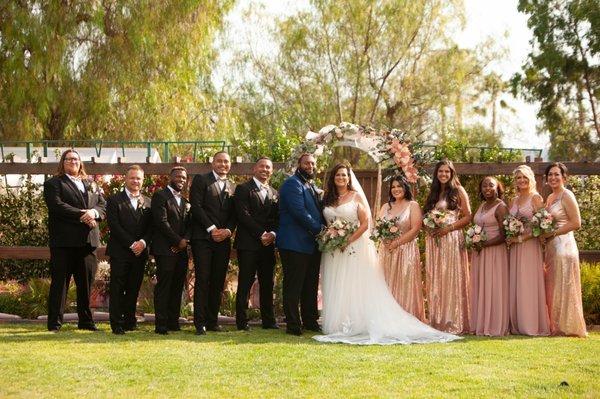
left=64, top=157, right=80, bottom=162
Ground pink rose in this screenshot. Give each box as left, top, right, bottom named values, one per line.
left=388, top=139, right=402, bottom=154
left=337, top=229, right=346, bottom=237
left=389, top=226, right=399, bottom=233
left=472, top=234, right=481, bottom=243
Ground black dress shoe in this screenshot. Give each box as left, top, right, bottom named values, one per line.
left=48, top=327, right=60, bottom=333
left=206, top=325, right=223, bottom=332
left=155, top=328, right=169, bottom=335
left=123, top=325, right=137, bottom=332
left=78, top=324, right=98, bottom=331
left=304, top=325, right=322, bottom=333
left=167, top=325, right=181, bottom=332
left=112, top=327, right=125, bottom=335
left=195, top=327, right=206, bottom=335
left=262, top=324, right=279, bottom=330
left=286, top=328, right=302, bottom=336
left=237, top=324, right=251, bottom=331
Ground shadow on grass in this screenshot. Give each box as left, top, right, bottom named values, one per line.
left=0, top=322, right=540, bottom=346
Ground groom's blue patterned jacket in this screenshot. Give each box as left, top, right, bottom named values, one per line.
left=276, top=172, right=324, bottom=254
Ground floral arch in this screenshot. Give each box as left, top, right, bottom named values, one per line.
left=285, top=122, right=428, bottom=214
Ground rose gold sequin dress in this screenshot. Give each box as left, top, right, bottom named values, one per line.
left=470, top=202, right=509, bottom=336
left=508, top=196, right=550, bottom=336
left=425, top=200, right=470, bottom=334
left=380, top=203, right=426, bottom=322
left=545, top=190, right=587, bottom=337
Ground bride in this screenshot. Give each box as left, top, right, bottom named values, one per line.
left=313, top=163, right=461, bottom=345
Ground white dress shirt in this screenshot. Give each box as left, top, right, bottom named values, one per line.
left=167, top=185, right=182, bottom=207
left=206, top=171, right=229, bottom=234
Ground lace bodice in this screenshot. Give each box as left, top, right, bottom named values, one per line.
left=323, top=200, right=360, bottom=224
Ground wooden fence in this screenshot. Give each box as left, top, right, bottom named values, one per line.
left=1, top=159, right=599, bottom=263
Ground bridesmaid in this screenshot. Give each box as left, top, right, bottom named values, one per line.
left=378, top=176, right=425, bottom=322
left=541, top=162, right=587, bottom=337
left=470, top=177, right=510, bottom=336
left=424, top=160, right=471, bottom=334
left=507, top=165, right=550, bottom=336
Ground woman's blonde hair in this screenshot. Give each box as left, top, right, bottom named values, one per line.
left=512, top=164, right=537, bottom=194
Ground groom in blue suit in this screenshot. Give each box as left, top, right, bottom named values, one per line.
left=277, top=153, right=324, bottom=335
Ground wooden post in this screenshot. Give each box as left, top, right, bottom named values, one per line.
left=534, top=156, right=546, bottom=198
left=373, top=163, right=382, bottom=217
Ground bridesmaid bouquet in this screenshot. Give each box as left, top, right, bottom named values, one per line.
left=503, top=214, right=526, bottom=240
left=370, top=217, right=401, bottom=246
left=423, top=209, right=451, bottom=230
left=465, top=223, right=487, bottom=251
left=530, top=209, right=556, bottom=237
left=317, top=218, right=358, bottom=253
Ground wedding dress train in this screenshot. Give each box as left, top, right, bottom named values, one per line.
left=313, top=201, right=461, bottom=345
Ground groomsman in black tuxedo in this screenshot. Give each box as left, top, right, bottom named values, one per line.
left=151, top=166, right=191, bottom=335
left=105, top=165, right=152, bottom=335
left=190, top=151, right=237, bottom=335
left=43, top=149, right=106, bottom=332
left=233, top=157, right=279, bottom=331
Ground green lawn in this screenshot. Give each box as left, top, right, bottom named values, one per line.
left=0, top=323, right=598, bottom=398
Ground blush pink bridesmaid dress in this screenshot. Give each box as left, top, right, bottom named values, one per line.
left=470, top=202, right=509, bottom=336
left=544, top=190, right=587, bottom=337
left=380, top=203, right=426, bottom=322
left=508, top=195, right=550, bottom=336
left=425, top=200, right=470, bottom=334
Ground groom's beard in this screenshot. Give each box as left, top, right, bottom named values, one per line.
left=297, top=168, right=315, bottom=181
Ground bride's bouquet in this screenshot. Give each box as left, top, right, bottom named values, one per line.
left=370, top=217, right=401, bottom=246
left=530, top=208, right=556, bottom=237
left=503, top=214, right=526, bottom=240
left=464, top=223, right=487, bottom=252
left=317, top=218, right=358, bottom=253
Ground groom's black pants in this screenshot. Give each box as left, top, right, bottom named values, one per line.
left=280, top=249, right=321, bottom=331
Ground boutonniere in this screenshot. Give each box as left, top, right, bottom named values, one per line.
left=137, top=197, right=147, bottom=210
left=271, top=193, right=279, bottom=203
left=185, top=203, right=191, bottom=213
left=314, top=187, right=324, bottom=200
left=87, top=181, right=102, bottom=195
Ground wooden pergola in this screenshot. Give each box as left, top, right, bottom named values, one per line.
left=1, top=158, right=599, bottom=262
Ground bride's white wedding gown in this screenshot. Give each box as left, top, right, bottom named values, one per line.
left=313, top=201, right=461, bottom=345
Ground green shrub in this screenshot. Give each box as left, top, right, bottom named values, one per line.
left=0, top=178, right=50, bottom=281
left=581, top=262, right=600, bottom=325
left=0, top=278, right=76, bottom=319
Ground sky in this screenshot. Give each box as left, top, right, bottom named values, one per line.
left=219, top=0, right=548, bottom=153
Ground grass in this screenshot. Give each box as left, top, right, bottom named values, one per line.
left=0, top=323, right=598, bottom=398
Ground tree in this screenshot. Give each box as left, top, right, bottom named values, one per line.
left=0, top=1, right=233, bottom=142
left=230, top=0, right=491, bottom=142
left=512, top=0, right=600, bottom=160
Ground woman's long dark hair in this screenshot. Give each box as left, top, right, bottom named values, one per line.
left=387, top=175, right=413, bottom=207
left=423, top=159, right=461, bottom=213
left=323, top=163, right=355, bottom=207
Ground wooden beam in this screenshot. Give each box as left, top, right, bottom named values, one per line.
left=1, top=161, right=599, bottom=176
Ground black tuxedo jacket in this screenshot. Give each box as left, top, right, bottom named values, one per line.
left=150, top=187, right=191, bottom=257
left=43, top=174, right=106, bottom=248
left=105, top=190, right=152, bottom=259
left=233, top=179, right=279, bottom=251
left=190, top=171, right=237, bottom=241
